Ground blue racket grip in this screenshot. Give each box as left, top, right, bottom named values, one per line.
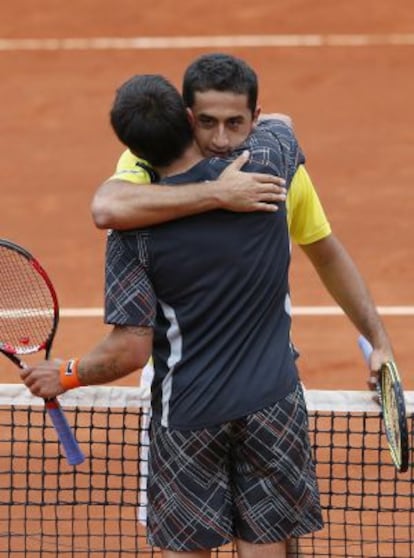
left=358, top=335, right=373, bottom=363
left=45, top=400, right=85, bottom=466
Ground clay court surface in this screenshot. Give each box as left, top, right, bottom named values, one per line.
left=0, top=3, right=414, bottom=558
left=0, top=0, right=413, bottom=390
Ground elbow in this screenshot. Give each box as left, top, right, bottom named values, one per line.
left=120, top=328, right=153, bottom=372
left=136, top=342, right=153, bottom=370
left=91, top=180, right=121, bottom=229
left=91, top=197, right=114, bottom=229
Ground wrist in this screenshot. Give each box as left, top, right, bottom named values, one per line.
left=59, top=359, right=82, bottom=391
left=208, top=181, right=227, bottom=209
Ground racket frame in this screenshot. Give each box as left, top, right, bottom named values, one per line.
left=0, top=238, right=85, bottom=466
left=380, top=360, right=409, bottom=472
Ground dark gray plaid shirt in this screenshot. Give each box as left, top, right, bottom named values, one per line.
left=105, top=121, right=303, bottom=429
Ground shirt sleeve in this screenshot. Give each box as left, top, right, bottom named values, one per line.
left=286, top=165, right=332, bottom=245
left=108, top=149, right=154, bottom=184
left=104, top=229, right=157, bottom=326
left=255, top=120, right=306, bottom=186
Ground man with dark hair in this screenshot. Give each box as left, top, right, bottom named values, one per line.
left=22, top=72, right=330, bottom=558
left=183, top=52, right=259, bottom=111
left=110, top=74, right=194, bottom=168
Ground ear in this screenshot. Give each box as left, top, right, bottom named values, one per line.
left=253, top=105, right=261, bottom=125
left=186, top=107, right=195, bottom=127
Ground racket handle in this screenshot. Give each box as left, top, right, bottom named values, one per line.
left=358, top=335, right=373, bottom=363
left=45, top=399, right=85, bottom=466
left=358, top=335, right=382, bottom=402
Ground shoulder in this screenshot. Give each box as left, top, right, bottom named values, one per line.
left=260, top=113, right=293, bottom=128
left=115, top=149, right=139, bottom=171
left=257, top=119, right=299, bottom=149
left=162, top=159, right=224, bottom=184
left=229, top=120, right=304, bottom=183
left=112, top=150, right=157, bottom=183
left=256, top=119, right=306, bottom=168
left=235, top=120, right=299, bottom=153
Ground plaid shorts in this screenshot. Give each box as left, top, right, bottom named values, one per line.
left=147, top=383, right=323, bottom=551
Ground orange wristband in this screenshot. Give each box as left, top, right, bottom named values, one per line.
left=60, top=359, right=82, bottom=391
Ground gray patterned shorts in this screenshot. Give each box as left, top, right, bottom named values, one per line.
left=147, top=383, right=323, bottom=550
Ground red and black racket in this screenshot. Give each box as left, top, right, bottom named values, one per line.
left=0, top=238, right=85, bottom=466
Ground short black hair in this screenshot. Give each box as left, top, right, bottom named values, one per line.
left=182, top=53, right=258, bottom=114
left=110, top=74, right=194, bottom=168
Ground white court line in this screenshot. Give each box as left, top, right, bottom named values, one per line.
left=1, top=34, right=414, bottom=51
left=58, top=306, right=414, bottom=318
left=1, top=307, right=411, bottom=318
left=292, top=306, right=414, bottom=316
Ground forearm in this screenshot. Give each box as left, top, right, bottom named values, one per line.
left=20, top=326, right=153, bottom=400
left=77, top=326, right=152, bottom=385
left=302, top=235, right=392, bottom=352
left=92, top=179, right=224, bottom=230
left=92, top=153, right=286, bottom=230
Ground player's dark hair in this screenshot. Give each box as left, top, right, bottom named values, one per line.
left=110, top=74, right=194, bottom=168
left=182, top=53, right=258, bottom=114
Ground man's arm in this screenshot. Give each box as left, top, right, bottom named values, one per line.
left=288, top=166, right=393, bottom=381
left=301, top=234, right=393, bottom=383
left=20, top=325, right=153, bottom=400
left=92, top=151, right=287, bottom=230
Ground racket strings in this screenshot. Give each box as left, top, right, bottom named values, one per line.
left=381, top=361, right=409, bottom=471
left=0, top=248, right=55, bottom=352
left=382, top=370, right=400, bottom=452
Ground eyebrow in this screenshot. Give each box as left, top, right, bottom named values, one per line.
left=197, top=113, right=245, bottom=121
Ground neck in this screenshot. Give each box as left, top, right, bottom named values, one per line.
left=157, top=142, right=203, bottom=178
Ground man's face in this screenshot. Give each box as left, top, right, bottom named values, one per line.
left=188, top=90, right=260, bottom=158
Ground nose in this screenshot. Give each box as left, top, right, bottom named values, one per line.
left=211, top=125, right=230, bottom=151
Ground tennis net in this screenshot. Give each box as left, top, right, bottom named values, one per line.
left=0, top=384, right=413, bottom=557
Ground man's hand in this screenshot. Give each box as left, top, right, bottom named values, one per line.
left=214, top=151, right=287, bottom=212
left=20, top=360, right=63, bottom=399
left=366, top=346, right=395, bottom=394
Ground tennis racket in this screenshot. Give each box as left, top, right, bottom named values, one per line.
left=358, top=335, right=409, bottom=472
left=0, top=238, right=85, bottom=466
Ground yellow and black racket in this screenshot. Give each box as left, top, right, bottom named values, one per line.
left=358, top=335, right=409, bottom=472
